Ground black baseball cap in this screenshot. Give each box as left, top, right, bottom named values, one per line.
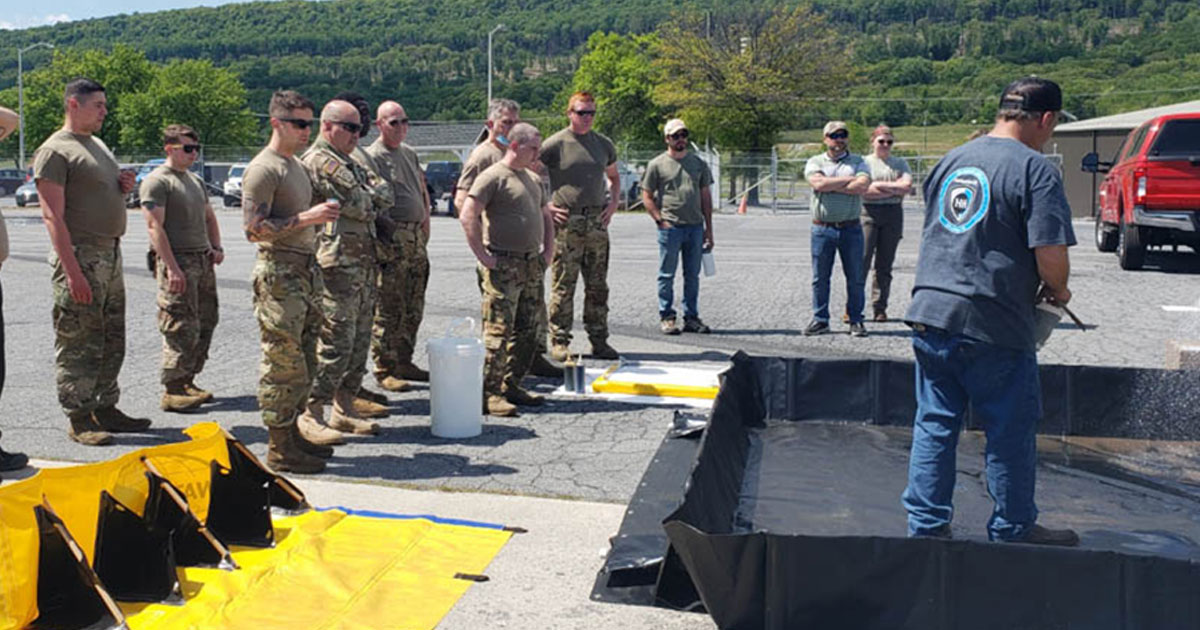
left=998, top=76, right=1062, bottom=113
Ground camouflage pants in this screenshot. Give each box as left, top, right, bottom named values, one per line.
left=479, top=254, right=545, bottom=394
left=548, top=209, right=610, bottom=345
left=252, top=250, right=322, bottom=427
left=372, top=224, right=429, bottom=376
left=51, top=241, right=125, bottom=416
left=157, top=251, right=218, bottom=385
left=311, top=262, right=377, bottom=402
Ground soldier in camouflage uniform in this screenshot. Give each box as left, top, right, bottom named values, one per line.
left=366, top=100, right=433, bottom=387
left=35, top=78, right=150, bottom=446
left=539, top=92, right=621, bottom=362
left=243, top=90, right=341, bottom=474
left=139, top=123, right=222, bottom=413
left=459, top=123, right=556, bottom=417
left=298, top=99, right=381, bottom=440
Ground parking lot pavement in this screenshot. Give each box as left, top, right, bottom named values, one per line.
left=0, top=199, right=1197, bottom=505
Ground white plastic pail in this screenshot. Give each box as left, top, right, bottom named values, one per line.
left=427, top=317, right=485, bottom=438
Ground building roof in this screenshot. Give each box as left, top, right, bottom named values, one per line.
left=357, top=121, right=486, bottom=152
left=1056, top=100, right=1200, bottom=133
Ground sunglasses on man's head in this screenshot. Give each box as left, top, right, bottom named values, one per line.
left=334, top=121, right=363, bottom=134
left=669, top=131, right=689, bottom=140
left=573, top=110, right=597, bottom=117
left=278, top=117, right=314, bottom=130
left=386, top=118, right=410, bottom=127
left=828, top=131, right=849, bottom=140
left=172, top=144, right=202, bottom=154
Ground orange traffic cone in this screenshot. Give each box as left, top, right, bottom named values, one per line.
left=737, top=195, right=748, bottom=215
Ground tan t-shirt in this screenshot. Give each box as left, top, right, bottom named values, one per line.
left=641, top=152, right=713, bottom=226
left=242, top=147, right=320, bottom=255
left=33, top=130, right=126, bottom=242
left=366, top=140, right=427, bottom=223
left=469, top=163, right=545, bottom=254
left=862, top=154, right=911, bottom=205
left=140, top=165, right=210, bottom=252
left=457, top=141, right=504, bottom=194
left=540, top=128, right=616, bottom=208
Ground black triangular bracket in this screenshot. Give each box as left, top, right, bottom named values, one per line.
left=30, top=499, right=128, bottom=630
left=205, top=457, right=275, bottom=548
left=225, top=437, right=310, bottom=513
left=142, top=470, right=236, bottom=569
left=93, top=491, right=183, bottom=604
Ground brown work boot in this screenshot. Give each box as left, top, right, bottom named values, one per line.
left=289, top=422, right=333, bottom=459
left=504, top=386, right=545, bottom=407
left=352, top=395, right=389, bottom=418
left=356, top=387, right=388, bottom=405
left=297, top=401, right=346, bottom=446
left=68, top=411, right=113, bottom=446
left=589, top=339, right=620, bottom=360
left=549, top=342, right=571, bottom=363
left=528, top=353, right=562, bottom=378
left=330, top=390, right=381, bottom=435
left=184, top=380, right=214, bottom=403
left=485, top=393, right=519, bottom=417
left=161, top=381, right=205, bottom=413
left=267, top=425, right=325, bottom=474
left=94, top=406, right=152, bottom=432
left=376, top=374, right=411, bottom=392
left=393, top=362, right=430, bottom=382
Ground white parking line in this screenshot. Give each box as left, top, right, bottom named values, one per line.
left=1161, top=305, right=1200, bottom=312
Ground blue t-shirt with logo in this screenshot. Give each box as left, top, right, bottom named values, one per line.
left=905, top=136, right=1076, bottom=351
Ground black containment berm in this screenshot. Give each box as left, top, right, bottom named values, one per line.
left=595, top=352, right=1200, bottom=630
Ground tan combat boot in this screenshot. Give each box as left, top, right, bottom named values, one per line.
left=393, top=362, right=430, bottom=382
left=161, top=380, right=205, bottom=413
left=589, top=338, right=620, bottom=361
left=290, top=422, right=333, bottom=459
left=297, top=401, right=346, bottom=445
left=267, top=425, right=325, bottom=474
left=352, top=394, right=389, bottom=419
left=376, top=374, right=411, bottom=392
left=549, top=343, right=571, bottom=363
left=485, top=392, right=518, bottom=417
left=504, top=385, right=545, bottom=407
left=68, top=411, right=113, bottom=446
left=184, top=379, right=214, bottom=403
left=356, top=387, right=389, bottom=405
left=330, top=390, right=381, bottom=435
left=95, top=406, right=153, bottom=432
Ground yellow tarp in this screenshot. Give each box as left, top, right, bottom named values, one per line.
left=0, top=423, right=512, bottom=630
left=590, top=362, right=721, bottom=400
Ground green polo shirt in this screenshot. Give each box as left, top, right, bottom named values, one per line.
left=804, top=151, right=870, bottom=223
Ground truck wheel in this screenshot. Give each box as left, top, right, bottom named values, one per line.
left=1094, top=214, right=1118, bottom=252
left=1118, top=216, right=1145, bottom=270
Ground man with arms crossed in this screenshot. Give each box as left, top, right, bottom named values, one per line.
left=35, top=78, right=149, bottom=445
left=139, top=124, right=223, bottom=412
left=902, top=77, right=1078, bottom=546
left=243, top=90, right=341, bottom=473
left=460, top=123, right=555, bottom=417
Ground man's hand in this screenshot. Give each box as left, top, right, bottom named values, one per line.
left=542, top=247, right=554, bottom=267
left=118, top=170, right=136, bottom=194
left=209, top=248, right=225, bottom=265
left=300, top=200, right=341, bottom=226
left=703, top=228, right=714, bottom=251
left=166, top=266, right=187, bottom=294
left=549, top=203, right=570, bottom=226
left=66, top=269, right=93, bottom=304
left=422, top=216, right=431, bottom=238
left=602, top=200, right=618, bottom=227
left=1038, top=283, right=1071, bottom=306
left=478, top=252, right=498, bottom=269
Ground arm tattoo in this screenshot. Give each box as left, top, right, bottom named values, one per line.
left=243, top=201, right=300, bottom=242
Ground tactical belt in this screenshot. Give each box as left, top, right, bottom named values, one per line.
left=394, top=221, right=423, bottom=231
left=259, top=248, right=315, bottom=266
left=812, top=218, right=860, bottom=228
left=488, top=248, right=540, bottom=260
left=72, top=234, right=120, bottom=249
left=569, top=205, right=606, bottom=215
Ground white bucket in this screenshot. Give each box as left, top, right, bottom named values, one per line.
left=427, top=317, right=485, bottom=438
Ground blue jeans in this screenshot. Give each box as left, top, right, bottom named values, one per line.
left=810, top=223, right=865, bottom=323
left=657, top=224, right=704, bottom=320
left=901, top=328, right=1042, bottom=541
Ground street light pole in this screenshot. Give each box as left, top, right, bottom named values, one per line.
left=18, top=42, right=54, bottom=173
left=487, top=24, right=505, bottom=109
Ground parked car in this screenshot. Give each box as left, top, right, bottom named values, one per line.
left=223, top=163, right=248, bottom=208
left=615, top=161, right=642, bottom=208
left=15, top=181, right=37, bottom=207
left=424, top=161, right=461, bottom=216
left=1083, top=112, right=1200, bottom=269
left=0, top=168, right=24, bottom=196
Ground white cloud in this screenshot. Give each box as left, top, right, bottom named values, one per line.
left=0, top=13, right=72, bottom=30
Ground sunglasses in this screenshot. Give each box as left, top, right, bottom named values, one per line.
left=669, top=131, right=689, bottom=140
left=278, top=117, right=315, bottom=129
left=386, top=118, right=410, bottom=127
left=334, top=121, right=363, bottom=134
left=573, top=110, right=597, bottom=117
left=171, top=144, right=203, bottom=154
left=828, top=131, right=849, bottom=140
left=877, top=139, right=893, bottom=146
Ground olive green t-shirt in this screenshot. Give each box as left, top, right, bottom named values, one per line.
left=33, top=130, right=126, bottom=242
left=242, top=147, right=320, bottom=255
left=140, top=165, right=210, bottom=252
left=641, top=152, right=713, bottom=226
left=366, top=140, right=427, bottom=223
left=540, top=128, right=616, bottom=208
left=457, top=141, right=504, bottom=194
left=468, top=163, right=545, bottom=254
left=862, top=154, right=911, bottom=205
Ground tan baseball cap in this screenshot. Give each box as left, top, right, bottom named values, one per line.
left=664, top=118, right=688, bottom=137
left=823, top=121, right=848, bottom=136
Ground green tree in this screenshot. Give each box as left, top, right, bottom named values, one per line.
left=117, top=59, right=257, bottom=151
left=570, top=32, right=665, bottom=145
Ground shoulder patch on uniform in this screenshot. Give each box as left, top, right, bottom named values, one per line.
left=323, top=157, right=340, bottom=176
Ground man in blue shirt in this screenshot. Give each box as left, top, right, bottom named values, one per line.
left=902, top=77, right=1079, bottom=546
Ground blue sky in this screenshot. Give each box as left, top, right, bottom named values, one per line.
left=2, top=0, right=265, bottom=30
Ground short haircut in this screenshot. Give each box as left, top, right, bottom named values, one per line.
left=163, top=124, right=199, bottom=146
left=269, top=90, right=315, bottom=119
left=566, top=91, right=594, bottom=114
left=869, top=124, right=893, bottom=142
left=507, top=122, right=540, bottom=149
left=488, top=98, right=520, bottom=121
left=334, top=91, right=372, bottom=137
left=64, top=78, right=105, bottom=107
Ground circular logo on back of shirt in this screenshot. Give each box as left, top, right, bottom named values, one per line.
left=936, top=167, right=990, bottom=234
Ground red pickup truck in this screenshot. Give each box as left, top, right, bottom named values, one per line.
left=1083, top=112, right=1200, bottom=270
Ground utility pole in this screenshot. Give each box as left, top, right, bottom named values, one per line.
left=18, top=42, right=54, bottom=172
left=487, top=24, right=505, bottom=110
